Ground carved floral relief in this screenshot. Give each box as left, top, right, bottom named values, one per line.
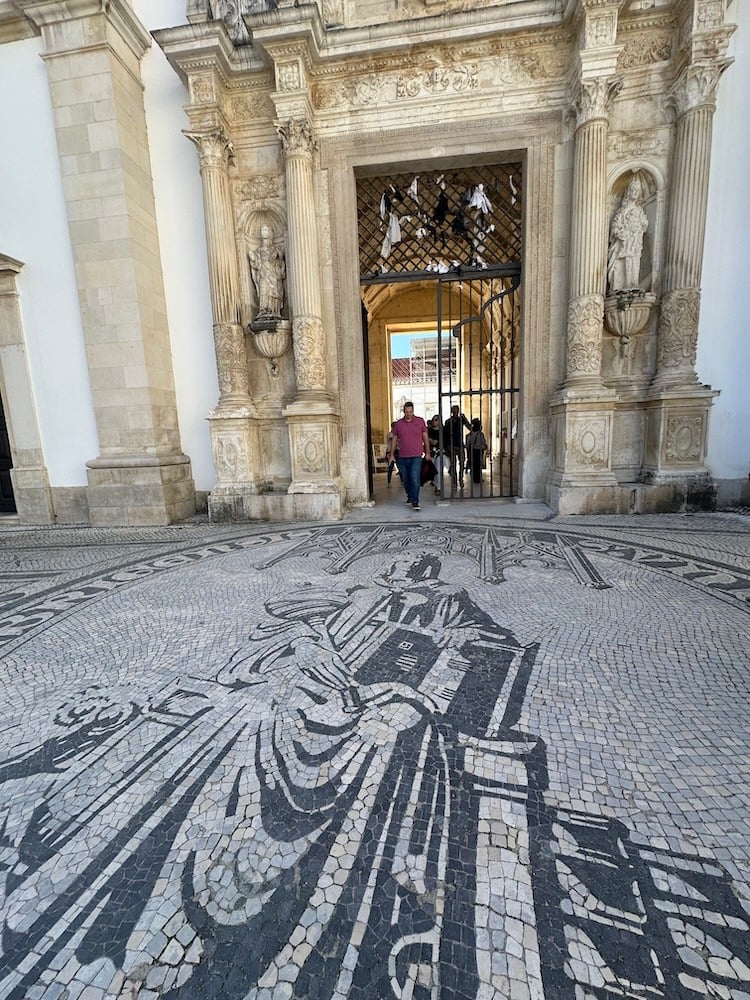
left=567, top=296, right=604, bottom=375
left=657, top=287, right=700, bottom=372
left=664, top=414, right=705, bottom=463
left=294, top=428, right=327, bottom=474
left=570, top=416, right=610, bottom=469
left=293, top=316, right=327, bottom=391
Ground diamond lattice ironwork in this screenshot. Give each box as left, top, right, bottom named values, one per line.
left=357, top=163, right=523, bottom=282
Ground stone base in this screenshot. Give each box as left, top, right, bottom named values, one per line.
left=10, top=465, right=54, bottom=524
left=208, top=487, right=344, bottom=523
left=86, top=454, right=196, bottom=526
left=548, top=476, right=717, bottom=515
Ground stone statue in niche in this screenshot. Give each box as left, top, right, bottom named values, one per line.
left=607, top=177, right=649, bottom=292
left=249, top=224, right=286, bottom=320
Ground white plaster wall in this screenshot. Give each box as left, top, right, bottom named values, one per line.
left=699, top=0, right=750, bottom=493
left=134, top=0, right=218, bottom=492
left=0, top=35, right=99, bottom=486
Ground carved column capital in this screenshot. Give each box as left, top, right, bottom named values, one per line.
left=276, top=118, right=317, bottom=159
left=572, top=76, right=622, bottom=128
left=666, top=61, right=730, bottom=119
left=185, top=129, right=234, bottom=170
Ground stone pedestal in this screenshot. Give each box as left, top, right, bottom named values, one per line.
left=86, top=454, right=195, bottom=527
left=206, top=410, right=273, bottom=521
left=641, top=386, right=719, bottom=510
left=548, top=389, right=620, bottom=514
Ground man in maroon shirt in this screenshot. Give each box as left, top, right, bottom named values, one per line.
left=388, top=402, right=431, bottom=510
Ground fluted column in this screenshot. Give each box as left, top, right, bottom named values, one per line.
left=186, top=129, right=250, bottom=405
left=276, top=118, right=329, bottom=400
left=564, top=76, right=622, bottom=388
left=653, top=64, right=725, bottom=388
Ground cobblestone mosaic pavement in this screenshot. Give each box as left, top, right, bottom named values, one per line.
left=1, top=510, right=749, bottom=999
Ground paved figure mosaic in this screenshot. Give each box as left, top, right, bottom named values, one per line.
left=0, top=518, right=749, bottom=999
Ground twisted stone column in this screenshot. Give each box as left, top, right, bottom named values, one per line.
left=564, top=76, right=622, bottom=389
left=276, top=118, right=329, bottom=400
left=653, top=64, right=725, bottom=388
left=186, top=129, right=250, bottom=405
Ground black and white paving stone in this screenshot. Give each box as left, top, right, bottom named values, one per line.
left=0, top=514, right=749, bottom=999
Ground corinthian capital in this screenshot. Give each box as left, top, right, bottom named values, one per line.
left=276, top=118, right=317, bottom=158
left=572, top=76, right=622, bottom=128
left=184, top=129, right=235, bottom=169
left=666, top=61, right=729, bottom=118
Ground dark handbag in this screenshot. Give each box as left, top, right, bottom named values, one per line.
left=420, top=458, right=435, bottom=484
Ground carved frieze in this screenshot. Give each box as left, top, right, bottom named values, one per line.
left=494, top=50, right=568, bottom=86
left=618, top=33, right=672, bottom=68
left=229, top=94, right=276, bottom=122
left=567, top=296, right=604, bottom=375
left=657, top=287, right=700, bottom=372
left=572, top=76, right=623, bottom=128
left=295, top=429, right=326, bottom=474
left=190, top=75, right=216, bottom=105
left=665, top=413, right=705, bottom=463
left=570, top=416, right=610, bottom=469
left=696, top=0, right=724, bottom=30
left=277, top=61, right=302, bottom=92
left=608, top=129, right=669, bottom=158
left=396, top=63, right=478, bottom=99
left=277, top=118, right=316, bottom=158
left=293, top=315, right=327, bottom=392
left=238, top=175, right=280, bottom=203
left=584, top=11, right=617, bottom=49
left=312, top=75, right=386, bottom=110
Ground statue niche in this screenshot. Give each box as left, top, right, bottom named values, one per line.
left=247, top=223, right=290, bottom=376
left=604, top=171, right=657, bottom=359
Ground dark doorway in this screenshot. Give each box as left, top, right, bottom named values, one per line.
left=0, top=393, right=16, bottom=513
left=357, top=161, right=523, bottom=500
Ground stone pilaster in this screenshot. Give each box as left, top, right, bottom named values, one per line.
left=15, top=0, right=195, bottom=526
left=276, top=117, right=343, bottom=508
left=276, top=118, right=330, bottom=403
left=186, top=129, right=250, bottom=406
left=653, top=64, right=725, bottom=388
left=565, top=75, right=622, bottom=389
left=186, top=128, right=272, bottom=519
left=0, top=255, right=55, bottom=524
left=643, top=61, right=727, bottom=504
left=549, top=73, right=621, bottom=512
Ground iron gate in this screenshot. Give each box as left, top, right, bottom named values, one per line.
left=357, top=162, right=523, bottom=500
left=435, top=271, right=521, bottom=499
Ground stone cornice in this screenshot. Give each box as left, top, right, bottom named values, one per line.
left=13, top=0, right=151, bottom=60
left=153, top=20, right=265, bottom=89
left=0, top=3, right=38, bottom=44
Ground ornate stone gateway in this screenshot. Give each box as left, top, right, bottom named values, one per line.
left=149, top=0, right=737, bottom=519
left=357, top=165, right=523, bottom=499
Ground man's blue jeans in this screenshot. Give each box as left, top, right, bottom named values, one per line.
left=396, top=456, right=423, bottom=505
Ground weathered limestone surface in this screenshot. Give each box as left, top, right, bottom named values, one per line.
left=1, top=0, right=736, bottom=521
left=12, top=0, right=196, bottom=526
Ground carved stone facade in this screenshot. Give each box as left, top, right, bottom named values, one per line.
left=0, top=0, right=740, bottom=525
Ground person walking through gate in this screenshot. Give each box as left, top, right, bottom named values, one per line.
left=443, top=405, right=471, bottom=485
left=388, top=402, right=431, bottom=510
left=467, top=417, right=488, bottom=489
